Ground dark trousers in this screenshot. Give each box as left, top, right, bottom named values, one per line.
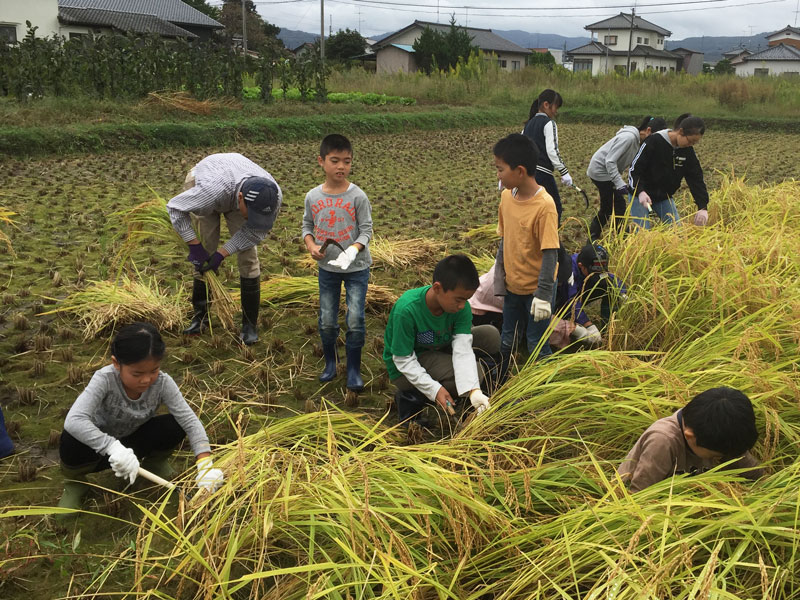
left=535, top=171, right=562, bottom=223
left=60, top=414, right=186, bottom=471
left=589, top=179, right=627, bottom=240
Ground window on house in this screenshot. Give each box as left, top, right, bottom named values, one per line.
left=658, top=38, right=663, bottom=45
left=644, top=37, right=650, bottom=44
left=511, top=60, right=520, bottom=71
left=69, top=32, right=86, bottom=40
left=0, top=25, right=17, bottom=44
left=637, top=36, right=642, bottom=43
left=670, top=66, right=675, bottom=72
left=498, top=59, right=507, bottom=68
left=614, top=64, right=627, bottom=74
left=754, top=68, right=769, bottom=76
left=573, top=58, right=593, bottom=72
left=604, top=35, right=618, bottom=45
left=630, top=61, right=638, bottom=71
left=783, top=71, right=799, bottom=77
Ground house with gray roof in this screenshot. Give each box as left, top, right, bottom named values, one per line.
left=0, top=0, right=221, bottom=44
left=766, top=25, right=800, bottom=50
left=372, top=20, right=531, bottom=74
left=734, top=43, right=800, bottom=76
left=567, top=12, right=680, bottom=76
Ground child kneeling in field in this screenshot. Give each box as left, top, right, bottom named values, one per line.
left=383, top=255, right=501, bottom=430
left=618, top=387, right=764, bottom=492
left=58, top=323, right=224, bottom=512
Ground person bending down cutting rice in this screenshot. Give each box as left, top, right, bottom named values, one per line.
left=628, top=114, right=710, bottom=230
left=383, top=255, right=501, bottom=434
left=167, top=153, right=282, bottom=345
left=618, top=387, right=764, bottom=492
left=57, top=323, right=224, bottom=514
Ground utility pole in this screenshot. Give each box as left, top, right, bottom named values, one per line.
left=330, top=14, right=332, bottom=37
left=605, top=27, right=610, bottom=74
left=626, top=7, right=636, bottom=76
left=241, top=0, right=248, bottom=54
left=320, top=0, right=325, bottom=65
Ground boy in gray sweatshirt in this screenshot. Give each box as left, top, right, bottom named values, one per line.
left=586, top=117, right=666, bottom=240
left=302, top=134, right=373, bottom=394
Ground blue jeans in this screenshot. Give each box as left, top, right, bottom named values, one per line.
left=318, top=267, right=369, bottom=349
left=629, top=195, right=680, bottom=230
left=500, top=287, right=556, bottom=359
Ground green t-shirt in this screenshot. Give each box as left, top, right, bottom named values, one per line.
left=382, top=286, right=473, bottom=380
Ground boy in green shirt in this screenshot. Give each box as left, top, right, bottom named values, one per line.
left=383, top=255, right=501, bottom=427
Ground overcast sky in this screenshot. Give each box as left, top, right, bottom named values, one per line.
left=218, top=0, right=798, bottom=41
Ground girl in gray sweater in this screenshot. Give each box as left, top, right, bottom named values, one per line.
left=586, top=116, right=666, bottom=240
left=57, top=323, right=223, bottom=514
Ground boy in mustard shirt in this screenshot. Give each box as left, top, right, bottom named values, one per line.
left=494, top=134, right=560, bottom=366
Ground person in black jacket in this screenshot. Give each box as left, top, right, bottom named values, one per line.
left=522, top=89, right=571, bottom=224
left=628, top=114, right=710, bottom=230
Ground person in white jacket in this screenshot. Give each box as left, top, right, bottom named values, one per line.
left=586, top=116, right=667, bottom=240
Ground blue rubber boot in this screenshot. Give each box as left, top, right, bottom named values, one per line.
left=319, top=340, right=338, bottom=382
left=345, top=345, right=364, bottom=392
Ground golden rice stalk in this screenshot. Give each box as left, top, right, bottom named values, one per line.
left=40, top=276, right=184, bottom=338
left=466, top=252, right=496, bottom=274
left=230, top=275, right=398, bottom=312
left=203, top=271, right=237, bottom=331
left=461, top=223, right=498, bottom=244
left=143, top=91, right=239, bottom=115
left=112, top=194, right=182, bottom=270
left=297, top=236, right=444, bottom=270
left=0, top=207, right=17, bottom=254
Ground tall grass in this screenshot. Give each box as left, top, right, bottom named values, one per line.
left=8, top=177, right=800, bottom=598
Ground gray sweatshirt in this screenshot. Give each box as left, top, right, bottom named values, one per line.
left=586, top=125, right=641, bottom=189
left=64, top=365, right=211, bottom=456
left=301, top=183, right=373, bottom=273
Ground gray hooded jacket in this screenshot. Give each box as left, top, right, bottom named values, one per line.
left=586, top=125, right=641, bottom=189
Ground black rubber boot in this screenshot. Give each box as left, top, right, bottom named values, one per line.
left=589, top=215, right=603, bottom=242
left=396, top=389, right=428, bottom=424
left=319, top=339, right=338, bottom=382
left=184, top=279, right=209, bottom=335
left=345, top=345, right=364, bottom=392
left=239, top=276, right=260, bottom=345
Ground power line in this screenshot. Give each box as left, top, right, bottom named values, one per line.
left=314, top=0, right=774, bottom=11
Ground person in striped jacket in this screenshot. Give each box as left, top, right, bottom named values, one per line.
left=167, top=153, right=282, bottom=345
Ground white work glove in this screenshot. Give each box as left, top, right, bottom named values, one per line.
left=106, top=440, right=139, bottom=485
left=469, top=389, right=490, bottom=416
left=561, top=173, right=573, bottom=186
left=694, top=209, right=709, bottom=226
left=195, top=457, right=225, bottom=492
left=530, top=297, right=552, bottom=322
left=638, top=191, right=652, bottom=209
left=329, top=245, right=359, bottom=270
left=585, top=324, right=602, bottom=344
left=571, top=324, right=588, bottom=340
left=567, top=272, right=575, bottom=287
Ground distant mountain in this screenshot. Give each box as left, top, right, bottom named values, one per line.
left=666, top=33, right=771, bottom=63
left=493, top=30, right=591, bottom=51
left=277, top=28, right=318, bottom=51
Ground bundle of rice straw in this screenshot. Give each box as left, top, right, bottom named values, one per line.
left=297, top=236, right=444, bottom=270
left=41, top=276, right=185, bottom=338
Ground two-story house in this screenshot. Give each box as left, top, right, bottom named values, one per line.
left=734, top=26, right=800, bottom=76
left=567, top=13, right=681, bottom=76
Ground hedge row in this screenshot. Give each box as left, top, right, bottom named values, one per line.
left=2, top=107, right=796, bottom=158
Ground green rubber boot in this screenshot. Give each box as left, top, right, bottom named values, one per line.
left=141, top=451, right=176, bottom=481
left=56, top=464, right=93, bottom=518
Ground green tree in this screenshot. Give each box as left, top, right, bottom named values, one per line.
left=412, top=16, right=476, bottom=74
left=182, top=0, right=220, bottom=20
left=218, top=0, right=284, bottom=55
left=714, top=58, right=735, bottom=75
left=325, top=28, right=367, bottom=62
left=527, top=50, right=555, bottom=69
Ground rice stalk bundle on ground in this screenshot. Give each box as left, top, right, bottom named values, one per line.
left=230, top=275, right=398, bottom=313
left=204, top=271, right=237, bottom=331
left=460, top=222, right=498, bottom=244
left=0, top=206, right=17, bottom=253
left=466, top=252, right=496, bottom=274
left=144, top=91, right=239, bottom=115
left=41, top=276, right=185, bottom=338
left=112, top=194, right=182, bottom=270
left=297, top=236, right=444, bottom=270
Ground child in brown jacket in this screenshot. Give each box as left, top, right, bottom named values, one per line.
left=618, top=387, right=764, bottom=492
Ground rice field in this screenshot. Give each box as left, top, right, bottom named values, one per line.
left=0, top=122, right=799, bottom=599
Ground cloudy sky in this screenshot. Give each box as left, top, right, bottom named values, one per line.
left=215, top=0, right=797, bottom=41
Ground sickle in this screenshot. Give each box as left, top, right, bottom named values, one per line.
left=319, top=238, right=346, bottom=254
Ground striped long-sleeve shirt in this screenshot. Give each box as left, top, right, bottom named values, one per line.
left=166, top=153, right=283, bottom=255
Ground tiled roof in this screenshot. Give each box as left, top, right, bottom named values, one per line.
left=59, top=6, right=196, bottom=37
left=568, top=41, right=679, bottom=60
left=585, top=12, right=671, bottom=37
left=767, top=25, right=800, bottom=39
left=742, top=43, right=800, bottom=61
left=59, top=0, right=222, bottom=29
left=375, top=20, right=531, bottom=55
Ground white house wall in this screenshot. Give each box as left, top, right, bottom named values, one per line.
left=376, top=46, right=417, bottom=74
left=767, top=31, right=800, bottom=44
left=589, top=28, right=667, bottom=53
left=0, top=0, right=60, bottom=40
left=735, top=59, right=800, bottom=76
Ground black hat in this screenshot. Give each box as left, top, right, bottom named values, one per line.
left=240, top=177, right=280, bottom=231
left=578, top=243, right=609, bottom=273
